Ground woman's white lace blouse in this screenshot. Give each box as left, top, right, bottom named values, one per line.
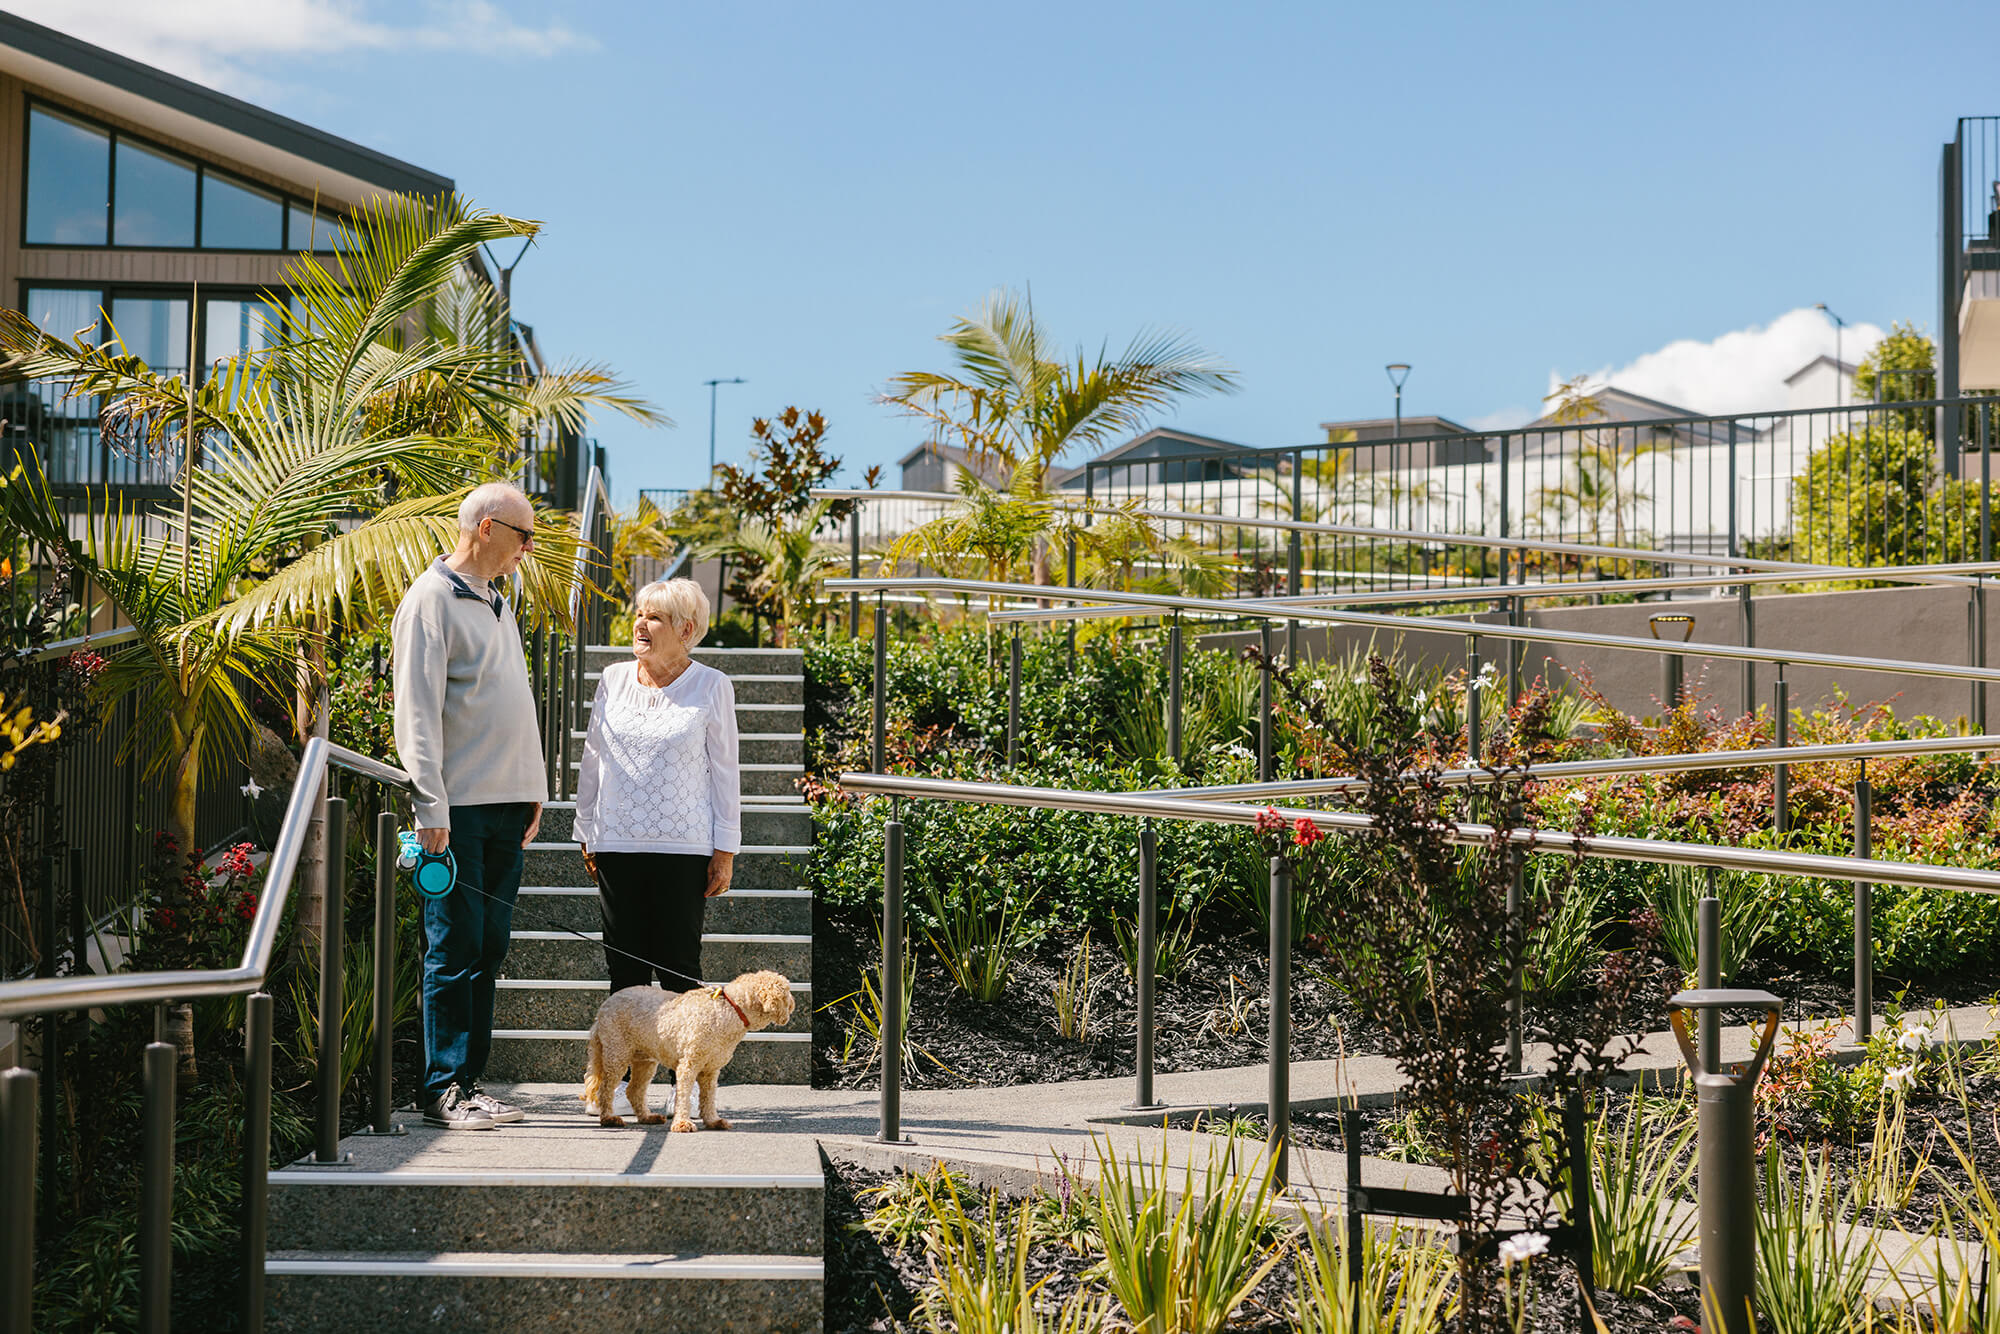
left=571, top=660, right=741, bottom=854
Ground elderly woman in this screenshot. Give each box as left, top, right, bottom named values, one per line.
left=574, top=578, right=740, bottom=1003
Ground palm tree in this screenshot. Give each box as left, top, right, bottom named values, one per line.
left=699, top=498, right=844, bottom=647
left=879, top=288, right=1236, bottom=586
left=0, top=194, right=662, bottom=853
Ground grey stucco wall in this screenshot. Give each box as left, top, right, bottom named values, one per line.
left=1199, top=584, right=1994, bottom=724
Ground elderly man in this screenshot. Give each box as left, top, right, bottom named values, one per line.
left=392, top=481, right=548, bottom=1130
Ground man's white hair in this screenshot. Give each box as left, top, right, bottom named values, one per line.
left=459, top=481, right=530, bottom=534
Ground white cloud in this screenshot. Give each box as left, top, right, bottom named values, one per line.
left=7, top=0, right=594, bottom=95
left=1551, top=307, right=1886, bottom=417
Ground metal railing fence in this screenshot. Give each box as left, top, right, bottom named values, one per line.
left=0, top=737, right=413, bottom=1334
left=834, top=765, right=2000, bottom=1174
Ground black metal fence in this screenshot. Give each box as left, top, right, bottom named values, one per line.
left=1077, top=397, right=2000, bottom=598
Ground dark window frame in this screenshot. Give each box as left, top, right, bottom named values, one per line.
left=22, top=94, right=349, bottom=255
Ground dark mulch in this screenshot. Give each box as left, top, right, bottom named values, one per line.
left=813, top=899, right=1998, bottom=1094
left=823, top=1152, right=1713, bottom=1333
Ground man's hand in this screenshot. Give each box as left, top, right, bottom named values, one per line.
left=418, top=827, right=450, bottom=854
left=522, top=802, right=542, bottom=848
left=705, top=851, right=735, bottom=898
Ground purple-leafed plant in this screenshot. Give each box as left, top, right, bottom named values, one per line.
left=1251, top=649, right=1667, bottom=1332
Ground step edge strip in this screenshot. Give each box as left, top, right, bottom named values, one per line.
left=491, top=1029, right=812, bottom=1043
left=266, top=1256, right=824, bottom=1281
left=270, top=1170, right=823, bottom=1189
left=510, top=931, right=808, bottom=943
left=495, top=978, right=811, bottom=991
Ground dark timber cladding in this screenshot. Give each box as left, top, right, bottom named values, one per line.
left=0, top=9, right=451, bottom=303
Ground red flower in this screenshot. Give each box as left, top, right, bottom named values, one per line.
left=1254, top=807, right=1287, bottom=835
left=1292, top=817, right=1324, bottom=847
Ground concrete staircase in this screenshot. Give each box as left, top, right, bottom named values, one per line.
left=265, top=647, right=822, bottom=1331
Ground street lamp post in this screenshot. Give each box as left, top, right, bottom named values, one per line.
left=703, top=376, right=747, bottom=487
left=1815, top=305, right=1846, bottom=405
left=1386, top=363, right=1412, bottom=528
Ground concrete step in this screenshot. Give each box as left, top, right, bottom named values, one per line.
left=585, top=669, right=802, bottom=706
left=522, top=846, right=810, bottom=891
left=502, top=932, right=812, bottom=983
left=267, top=1126, right=824, bottom=1255
left=265, top=1252, right=822, bottom=1333
left=494, top=978, right=813, bottom=1033
left=485, top=1029, right=812, bottom=1084
left=534, top=803, right=811, bottom=849
left=563, top=758, right=799, bottom=798
left=515, top=885, right=810, bottom=934
left=586, top=646, right=805, bottom=677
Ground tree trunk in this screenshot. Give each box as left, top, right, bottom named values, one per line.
left=293, top=639, right=329, bottom=964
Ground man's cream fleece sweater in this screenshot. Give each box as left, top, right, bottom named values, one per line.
left=390, top=559, right=548, bottom=830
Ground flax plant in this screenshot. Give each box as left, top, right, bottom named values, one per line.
left=1854, top=1091, right=1932, bottom=1218
left=912, top=1175, right=1111, bottom=1334
left=1292, top=1213, right=1455, bottom=1334
left=923, top=877, right=1044, bottom=1003
left=1053, top=934, right=1098, bottom=1042
left=1576, top=1087, right=1695, bottom=1296
left=1754, top=1143, right=1877, bottom=1334
left=1887, top=1129, right=2000, bottom=1334
left=1085, top=1136, right=1290, bottom=1334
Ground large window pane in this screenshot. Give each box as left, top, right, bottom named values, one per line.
left=109, top=296, right=190, bottom=374
left=113, top=140, right=196, bottom=247
left=203, top=298, right=282, bottom=370
left=16, top=288, right=106, bottom=484
left=201, top=172, right=282, bottom=249
left=25, top=108, right=109, bottom=244
left=287, top=202, right=347, bottom=252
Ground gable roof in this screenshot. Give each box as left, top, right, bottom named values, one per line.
left=1086, top=426, right=1252, bottom=464
left=1783, top=355, right=1859, bottom=386
left=0, top=11, right=452, bottom=203
left=1318, top=414, right=1473, bottom=440
left=1522, top=384, right=1701, bottom=429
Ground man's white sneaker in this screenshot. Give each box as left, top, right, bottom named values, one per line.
left=467, top=1087, right=525, bottom=1123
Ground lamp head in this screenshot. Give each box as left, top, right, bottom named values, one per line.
left=1648, top=613, right=1697, bottom=643
left=1385, top=363, right=1412, bottom=390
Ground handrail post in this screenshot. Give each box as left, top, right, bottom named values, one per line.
left=241, top=992, right=272, bottom=1334
left=1267, top=854, right=1291, bottom=1189
left=369, top=810, right=399, bottom=1135
left=1507, top=594, right=1524, bottom=706
left=1506, top=824, right=1524, bottom=1075
left=1, top=1067, right=36, bottom=1334
left=1259, top=622, right=1274, bottom=783
left=872, top=594, right=887, bottom=774
left=1772, top=666, right=1790, bottom=835
left=1465, top=635, right=1482, bottom=764
left=1853, top=771, right=1873, bottom=1041
left=879, top=804, right=908, bottom=1143
left=140, top=1038, right=174, bottom=1334
left=1738, top=583, right=1756, bottom=719
left=1287, top=451, right=1303, bottom=666
left=35, top=853, right=55, bottom=1244
left=849, top=502, right=862, bottom=639
left=1971, top=575, right=1987, bottom=735
left=1007, top=626, right=1021, bottom=769
left=1167, top=618, right=1183, bottom=766
left=1128, top=821, right=1161, bottom=1111
left=315, top=790, right=348, bottom=1164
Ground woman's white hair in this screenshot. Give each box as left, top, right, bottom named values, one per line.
left=633, top=578, right=711, bottom=646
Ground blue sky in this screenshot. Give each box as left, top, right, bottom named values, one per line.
left=22, top=0, right=2000, bottom=502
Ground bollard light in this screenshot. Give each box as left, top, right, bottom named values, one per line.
left=1649, top=613, right=1697, bottom=711
left=1666, top=988, right=1783, bottom=1334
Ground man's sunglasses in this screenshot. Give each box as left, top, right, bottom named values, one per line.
left=492, top=517, right=536, bottom=544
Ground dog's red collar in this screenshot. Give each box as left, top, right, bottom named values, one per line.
left=715, top=986, right=749, bottom=1027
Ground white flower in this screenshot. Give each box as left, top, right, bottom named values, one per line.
left=1496, top=1231, right=1550, bottom=1266
left=240, top=778, right=264, bottom=800
left=1412, top=690, right=1429, bottom=709
left=1894, top=1017, right=1932, bottom=1053
left=1882, top=1063, right=1918, bottom=1095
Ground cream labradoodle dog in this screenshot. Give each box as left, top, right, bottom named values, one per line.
left=581, top=970, right=795, bottom=1130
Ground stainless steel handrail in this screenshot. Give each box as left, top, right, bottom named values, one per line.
left=823, top=575, right=2000, bottom=684
left=836, top=770, right=2000, bottom=897
left=1155, top=733, right=2000, bottom=802
left=17, top=624, right=140, bottom=662
left=568, top=463, right=611, bottom=629
left=0, top=737, right=412, bottom=1021
left=992, top=566, right=1998, bottom=625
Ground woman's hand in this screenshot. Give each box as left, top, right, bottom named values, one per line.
left=705, top=851, right=735, bottom=898
left=580, top=843, right=596, bottom=878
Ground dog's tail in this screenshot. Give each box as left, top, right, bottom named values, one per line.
left=581, top=1024, right=607, bottom=1113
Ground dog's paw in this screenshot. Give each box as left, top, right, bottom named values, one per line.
left=637, top=1112, right=667, bottom=1126
left=598, top=1114, right=625, bottom=1127
left=704, top=1117, right=733, bottom=1131
left=670, top=1117, right=697, bottom=1133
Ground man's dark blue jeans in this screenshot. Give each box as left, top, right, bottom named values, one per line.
left=422, top=801, right=534, bottom=1103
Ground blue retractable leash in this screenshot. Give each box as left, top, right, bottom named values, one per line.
left=395, top=830, right=458, bottom=899
left=393, top=828, right=713, bottom=991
